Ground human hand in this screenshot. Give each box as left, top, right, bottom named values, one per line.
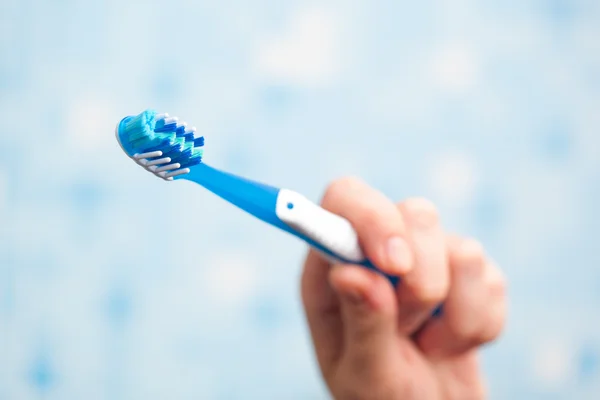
left=301, top=177, right=506, bottom=400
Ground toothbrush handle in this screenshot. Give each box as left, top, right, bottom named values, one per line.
left=277, top=189, right=442, bottom=316
left=275, top=189, right=399, bottom=285
left=181, top=166, right=441, bottom=315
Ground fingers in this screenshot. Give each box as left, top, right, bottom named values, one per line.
left=328, top=264, right=398, bottom=364
left=395, top=198, right=450, bottom=334
left=302, top=176, right=414, bottom=376
left=320, top=177, right=414, bottom=276
left=415, top=237, right=507, bottom=358
left=301, top=249, right=344, bottom=376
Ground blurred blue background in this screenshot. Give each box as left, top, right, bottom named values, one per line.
left=1, top=0, right=599, bottom=398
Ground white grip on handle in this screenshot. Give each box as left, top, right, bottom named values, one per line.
left=275, top=189, right=365, bottom=263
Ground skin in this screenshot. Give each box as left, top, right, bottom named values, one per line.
left=301, top=177, right=507, bottom=400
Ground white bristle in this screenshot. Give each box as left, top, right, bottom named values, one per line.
left=134, top=151, right=162, bottom=159
left=165, top=168, right=190, bottom=178
left=155, top=163, right=181, bottom=172
left=146, top=157, right=171, bottom=166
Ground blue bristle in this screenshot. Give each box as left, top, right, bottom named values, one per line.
left=154, top=118, right=166, bottom=130
left=119, top=109, right=205, bottom=171
left=154, top=125, right=176, bottom=133
left=118, top=110, right=158, bottom=155
left=154, top=120, right=178, bottom=133
left=160, top=138, right=185, bottom=157
left=194, top=137, right=205, bottom=147
left=184, top=157, right=203, bottom=168
left=175, top=125, right=187, bottom=136
left=136, top=136, right=169, bottom=153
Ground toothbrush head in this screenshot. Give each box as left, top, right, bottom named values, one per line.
left=115, top=109, right=205, bottom=180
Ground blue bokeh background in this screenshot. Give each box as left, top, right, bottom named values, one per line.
left=1, top=0, right=599, bottom=399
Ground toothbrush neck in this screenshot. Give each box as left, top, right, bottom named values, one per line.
left=178, top=163, right=286, bottom=230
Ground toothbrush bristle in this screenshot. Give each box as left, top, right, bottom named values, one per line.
left=116, top=109, right=205, bottom=180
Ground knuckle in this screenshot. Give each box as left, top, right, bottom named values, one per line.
left=488, top=274, right=507, bottom=297
left=448, top=318, right=482, bottom=342
left=452, top=238, right=486, bottom=268
left=401, top=197, right=439, bottom=228
left=479, top=313, right=506, bottom=343
left=410, top=280, right=449, bottom=305
left=450, top=305, right=505, bottom=344
left=485, top=263, right=508, bottom=297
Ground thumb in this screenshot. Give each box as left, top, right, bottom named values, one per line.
left=329, top=265, right=398, bottom=361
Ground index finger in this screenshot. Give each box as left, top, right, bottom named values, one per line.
left=319, top=176, right=414, bottom=277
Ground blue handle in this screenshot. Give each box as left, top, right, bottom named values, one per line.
left=179, top=163, right=442, bottom=316
left=179, top=163, right=399, bottom=283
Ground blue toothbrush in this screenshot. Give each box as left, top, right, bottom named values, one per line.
left=116, top=109, right=402, bottom=286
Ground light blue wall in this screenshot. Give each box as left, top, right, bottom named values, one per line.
left=1, top=0, right=599, bottom=398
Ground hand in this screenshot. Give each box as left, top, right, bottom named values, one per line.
left=301, top=177, right=507, bottom=400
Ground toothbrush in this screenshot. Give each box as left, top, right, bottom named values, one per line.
left=116, top=109, right=401, bottom=286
